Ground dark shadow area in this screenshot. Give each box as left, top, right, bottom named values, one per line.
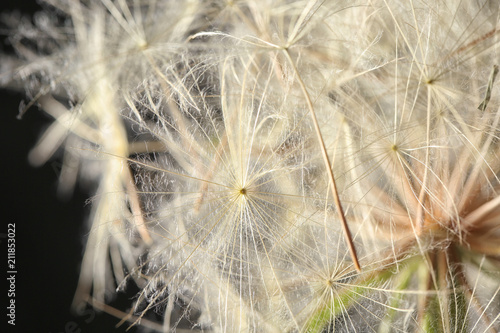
left=1, top=1, right=140, bottom=332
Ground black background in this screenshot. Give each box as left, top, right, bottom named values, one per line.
left=1, top=1, right=139, bottom=332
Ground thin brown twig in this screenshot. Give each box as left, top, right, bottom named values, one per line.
left=282, top=48, right=361, bottom=272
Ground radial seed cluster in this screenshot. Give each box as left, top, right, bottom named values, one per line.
left=2, top=0, right=500, bottom=332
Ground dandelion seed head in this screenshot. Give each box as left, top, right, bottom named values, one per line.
left=4, top=0, right=500, bottom=331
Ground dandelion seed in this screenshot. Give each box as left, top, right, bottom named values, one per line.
left=3, top=0, right=500, bottom=332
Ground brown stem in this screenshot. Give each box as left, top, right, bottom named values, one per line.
left=282, top=48, right=361, bottom=272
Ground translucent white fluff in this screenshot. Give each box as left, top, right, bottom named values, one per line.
left=2, top=0, right=500, bottom=332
